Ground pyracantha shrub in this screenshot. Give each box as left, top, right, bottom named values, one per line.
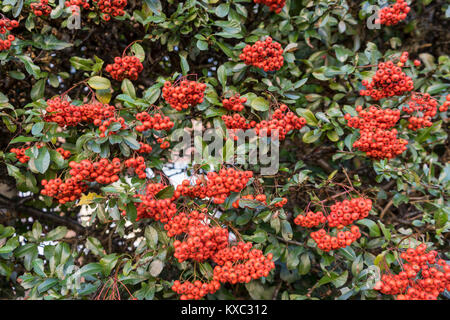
left=375, top=0, right=411, bottom=26
left=240, top=37, right=284, bottom=72
left=162, top=79, right=207, bottom=111
left=374, top=244, right=450, bottom=300
left=65, top=0, right=127, bottom=20
left=402, top=93, right=438, bottom=130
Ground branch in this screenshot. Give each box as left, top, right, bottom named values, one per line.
left=0, top=194, right=85, bottom=233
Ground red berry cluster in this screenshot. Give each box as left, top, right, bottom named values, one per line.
left=69, top=158, right=121, bottom=184
left=345, top=105, right=408, bottom=160
left=212, top=244, right=275, bottom=284
left=10, top=145, right=71, bottom=163
left=294, top=197, right=370, bottom=252
left=135, top=111, right=174, bottom=132
left=402, top=93, right=438, bottom=131
left=232, top=194, right=287, bottom=209
left=0, top=17, right=18, bottom=51
left=40, top=177, right=87, bottom=204
left=65, top=0, right=91, bottom=14
left=173, top=225, right=229, bottom=263
left=222, top=104, right=306, bottom=141
left=239, top=37, right=284, bottom=72
left=105, top=56, right=143, bottom=81
left=327, top=197, right=372, bottom=228
left=92, top=0, right=127, bottom=21
left=176, top=168, right=254, bottom=204
left=132, top=183, right=178, bottom=222
left=310, top=226, right=361, bottom=252
left=124, top=156, right=147, bottom=179
left=163, top=210, right=205, bottom=238
left=94, top=116, right=127, bottom=137
left=137, top=142, right=152, bottom=154
left=171, top=280, right=221, bottom=301
left=31, top=0, right=52, bottom=16
left=233, top=194, right=267, bottom=208
left=374, top=244, right=450, bottom=300
left=294, top=211, right=326, bottom=228
left=222, top=94, right=247, bottom=112
left=253, top=0, right=285, bottom=14
left=375, top=0, right=410, bottom=26
left=440, top=94, right=450, bottom=112
left=162, top=80, right=207, bottom=111
left=44, top=98, right=116, bottom=128
left=360, top=52, right=414, bottom=100
left=157, top=138, right=170, bottom=149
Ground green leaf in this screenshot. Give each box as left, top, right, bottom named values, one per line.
left=33, top=147, right=51, bottom=174
left=357, top=219, right=381, bottom=237
left=31, top=79, right=46, bottom=100
left=121, top=79, right=136, bottom=99
left=179, top=54, right=190, bottom=75
left=217, top=65, right=227, bottom=87
left=88, top=76, right=111, bottom=90
left=251, top=97, right=269, bottom=111
left=155, top=186, right=174, bottom=199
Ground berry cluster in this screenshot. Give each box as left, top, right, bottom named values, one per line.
left=222, top=94, right=247, bottom=112
left=132, top=183, right=178, bottom=222
left=162, top=80, right=207, bottom=111
left=65, top=0, right=126, bottom=20
left=440, top=94, right=450, bottom=112
left=212, top=244, right=275, bottom=284
left=135, top=111, right=174, bottom=132
left=173, top=225, right=229, bottom=263
left=40, top=177, right=87, bottom=204
left=360, top=52, right=414, bottom=100
left=124, top=156, right=147, bottom=179
left=294, top=211, right=326, bottom=228
left=31, top=0, right=52, bottom=16
left=0, top=17, right=18, bottom=51
left=222, top=104, right=306, bottom=141
left=239, top=37, right=284, bottom=72
left=232, top=194, right=287, bottom=209
left=65, top=0, right=91, bottom=14
left=157, top=138, right=170, bottom=149
left=137, top=142, right=152, bottom=154
left=171, top=280, right=221, bottom=301
left=44, top=98, right=116, bottom=128
left=10, top=145, right=71, bottom=163
left=176, top=168, right=253, bottom=204
left=94, top=116, right=127, bottom=137
left=327, top=197, right=372, bottom=228
left=310, top=226, right=361, bottom=252
left=375, top=0, right=410, bottom=26
left=253, top=0, right=286, bottom=14
left=68, top=158, right=122, bottom=184
left=402, top=93, right=438, bottom=131
left=163, top=210, right=205, bottom=238
left=294, top=197, right=370, bottom=252
left=345, top=105, right=408, bottom=160
left=374, top=244, right=450, bottom=300
left=92, top=0, right=127, bottom=21
left=232, top=194, right=267, bottom=208
left=106, top=55, right=143, bottom=81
